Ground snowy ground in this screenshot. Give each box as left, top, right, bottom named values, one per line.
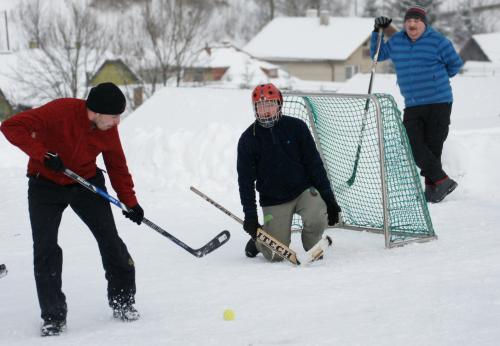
left=1, top=83, right=500, bottom=345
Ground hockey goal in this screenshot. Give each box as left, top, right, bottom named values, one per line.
left=282, top=91, right=436, bottom=248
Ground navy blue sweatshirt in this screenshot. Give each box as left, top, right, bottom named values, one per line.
left=237, top=115, right=335, bottom=220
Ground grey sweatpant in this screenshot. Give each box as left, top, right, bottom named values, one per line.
left=256, top=188, right=328, bottom=262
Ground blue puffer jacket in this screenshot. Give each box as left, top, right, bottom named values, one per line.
left=371, top=26, right=463, bottom=108
left=237, top=116, right=335, bottom=220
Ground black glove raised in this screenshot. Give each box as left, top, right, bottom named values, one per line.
left=44, top=152, right=65, bottom=172
left=243, top=218, right=261, bottom=239
left=374, top=16, right=392, bottom=31
left=123, top=204, right=144, bottom=225
left=326, top=199, right=341, bottom=226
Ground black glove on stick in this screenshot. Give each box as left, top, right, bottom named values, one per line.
left=44, top=152, right=65, bottom=172
left=123, top=204, right=144, bottom=225
left=326, top=199, right=341, bottom=226
left=243, top=219, right=261, bottom=239
left=374, top=16, right=392, bottom=31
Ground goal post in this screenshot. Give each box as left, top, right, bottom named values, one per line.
left=282, top=91, right=437, bottom=248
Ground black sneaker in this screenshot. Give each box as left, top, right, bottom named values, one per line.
left=429, top=178, right=458, bottom=203
left=245, top=238, right=259, bottom=258
left=41, top=319, right=66, bottom=337
left=113, top=305, right=140, bottom=322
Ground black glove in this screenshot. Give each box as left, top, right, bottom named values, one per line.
left=123, top=204, right=144, bottom=225
left=44, top=152, right=65, bottom=172
left=326, top=199, right=341, bottom=226
left=243, top=219, right=261, bottom=239
left=374, top=16, right=392, bottom=31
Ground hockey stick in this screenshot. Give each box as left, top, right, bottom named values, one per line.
left=63, top=169, right=230, bottom=258
left=346, top=27, right=384, bottom=187
left=190, top=186, right=333, bottom=264
left=190, top=186, right=304, bottom=265
left=0, top=264, right=7, bottom=278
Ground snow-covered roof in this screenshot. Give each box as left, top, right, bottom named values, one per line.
left=189, top=44, right=277, bottom=69
left=186, top=43, right=294, bottom=89
left=244, top=16, right=374, bottom=61
left=472, top=32, right=500, bottom=62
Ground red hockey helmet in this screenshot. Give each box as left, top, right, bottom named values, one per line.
left=251, top=83, right=283, bottom=128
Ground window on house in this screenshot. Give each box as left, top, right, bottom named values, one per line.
left=193, top=69, right=204, bottom=82
left=345, top=65, right=359, bottom=80
left=261, top=67, right=278, bottom=78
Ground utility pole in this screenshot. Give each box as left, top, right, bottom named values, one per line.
left=3, top=11, right=10, bottom=51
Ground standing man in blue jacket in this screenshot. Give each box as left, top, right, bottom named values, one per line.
left=237, top=83, right=341, bottom=261
left=372, top=6, right=463, bottom=203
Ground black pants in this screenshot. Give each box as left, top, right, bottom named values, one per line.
left=403, top=102, right=452, bottom=183
left=28, top=170, right=135, bottom=322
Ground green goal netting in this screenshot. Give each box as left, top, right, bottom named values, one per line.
left=282, top=92, right=436, bottom=247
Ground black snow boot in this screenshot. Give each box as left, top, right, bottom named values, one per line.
left=113, top=304, right=140, bottom=322
left=245, top=238, right=259, bottom=258
left=41, top=319, right=66, bottom=337
left=424, top=184, right=435, bottom=202
left=428, top=177, right=458, bottom=203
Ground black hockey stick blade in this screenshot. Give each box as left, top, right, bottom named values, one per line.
left=192, top=230, right=231, bottom=257
left=143, top=217, right=230, bottom=257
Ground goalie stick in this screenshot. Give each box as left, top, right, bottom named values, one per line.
left=0, top=264, right=7, bottom=278
left=63, top=169, right=230, bottom=258
left=190, top=186, right=333, bottom=265
left=347, top=27, right=383, bottom=187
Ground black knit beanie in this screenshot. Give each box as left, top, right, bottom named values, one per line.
left=404, top=5, right=427, bottom=24
left=86, top=82, right=126, bottom=115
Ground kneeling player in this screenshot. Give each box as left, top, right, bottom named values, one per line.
left=237, top=83, right=341, bottom=261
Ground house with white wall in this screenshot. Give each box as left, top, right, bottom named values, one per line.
left=244, top=10, right=396, bottom=82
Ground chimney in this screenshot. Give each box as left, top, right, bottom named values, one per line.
left=319, top=10, right=329, bottom=26
left=133, top=86, right=143, bottom=109
left=305, top=8, right=318, bottom=17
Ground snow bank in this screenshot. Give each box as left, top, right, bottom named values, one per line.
left=119, top=87, right=253, bottom=193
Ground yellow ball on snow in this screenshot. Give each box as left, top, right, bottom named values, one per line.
left=223, top=309, right=235, bottom=321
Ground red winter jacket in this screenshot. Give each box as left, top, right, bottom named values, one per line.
left=0, top=98, right=138, bottom=207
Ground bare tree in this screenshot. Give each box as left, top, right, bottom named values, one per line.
left=9, top=0, right=108, bottom=101
left=254, top=0, right=276, bottom=21
left=385, top=0, right=443, bottom=26
left=363, top=0, right=380, bottom=18
left=257, top=0, right=351, bottom=18
left=90, top=0, right=149, bottom=11
left=137, top=0, right=216, bottom=90
left=277, top=0, right=315, bottom=16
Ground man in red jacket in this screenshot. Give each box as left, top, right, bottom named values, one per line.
left=1, top=82, right=143, bottom=336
